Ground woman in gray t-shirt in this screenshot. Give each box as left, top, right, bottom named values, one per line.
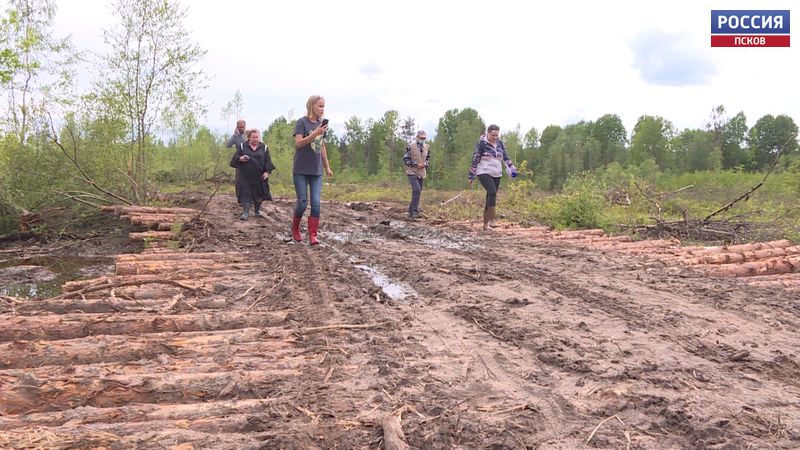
left=291, top=95, right=333, bottom=245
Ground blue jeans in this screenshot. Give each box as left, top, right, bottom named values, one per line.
left=293, top=173, right=322, bottom=218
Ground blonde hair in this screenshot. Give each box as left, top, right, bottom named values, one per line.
left=306, top=95, right=324, bottom=119
left=247, top=129, right=260, bottom=138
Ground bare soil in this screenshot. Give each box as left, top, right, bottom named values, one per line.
left=1, top=193, right=799, bottom=449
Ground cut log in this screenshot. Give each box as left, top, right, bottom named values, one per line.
left=116, top=258, right=257, bottom=269
left=0, top=327, right=287, bottom=369
left=701, top=255, right=800, bottom=278
left=63, top=274, right=225, bottom=292
left=56, top=276, right=218, bottom=299
left=115, top=252, right=247, bottom=262
left=2, top=342, right=300, bottom=384
left=116, top=261, right=262, bottom=276
left=102, top=206, right=200, bottom=215
left=743, top=272, right=800, bottom=290
left=585, top=239, right=680, bottom=253
left=550, top=229, right=607, bottom=240
left=589, top=235, right=635, bottom=243
left=129, top=213, right=197, bottom=224
left=12, top=297, right=228, bottom=314
left=503, top=226, right=551, bottom=235
left=0, top=398, right=274, bottom=430
left=0, top=369, right=300, bottom=415
left=0, top=413, right=279, bottom=439
left=0, top=429, right=285, bottom=450
left=679, top=239, right=794, bottom=256
left=680, top=245, right=800, bottom=266
left=0, top=311, right=287, bottom=341
left=0, top=335, right=298, bottom=380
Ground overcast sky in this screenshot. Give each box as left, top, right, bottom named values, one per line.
left=53, top=0, right=798, bottom=139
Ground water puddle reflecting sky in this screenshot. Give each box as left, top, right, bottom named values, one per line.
left=354, top=264, right=417, bottom=301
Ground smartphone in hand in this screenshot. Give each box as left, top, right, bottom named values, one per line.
left=320, top=119, right=329, bottom=127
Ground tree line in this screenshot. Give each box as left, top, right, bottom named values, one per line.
left=311, top=105, right=798, bottom=191
left=1, top=0, right=798, bottom=231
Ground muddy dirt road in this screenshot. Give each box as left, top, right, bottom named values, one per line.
left=1, top=193, right=799, bottom=449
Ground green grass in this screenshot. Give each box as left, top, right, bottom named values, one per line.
left=153, top=169, right=800, bottom=244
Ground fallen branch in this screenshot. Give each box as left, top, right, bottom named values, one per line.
left=586, top=414, right=631, bottom=450
left=198, top=179, right=224, bottom=217
left=46, top=112, right=133, bottom=206
left=1, top=295, right=22, bottom=304
left=440, top=192, right=463, bottom=206
left=393, top=404, right=428, bottom=420
left=473, top=317, right=501, bottom=340
left=235, top=284, right=258, bottom=301
left=703, top=137, right=791, bottom=224
left=292, top=403, right=319, bottom=423
left=491, top=403, right=531, bottom=416
left=57, top=191, right=104, bottom=208
left=246, top=278, right=285, bottom=312
left=51, top=278, right=207, bottom=300
left=658, top=184, right=694, bottom=199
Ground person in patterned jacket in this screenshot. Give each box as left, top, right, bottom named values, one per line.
left=468, top=124, right=518, bottom=230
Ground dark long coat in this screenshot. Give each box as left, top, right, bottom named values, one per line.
left=230, top=142, right=276, bottom=203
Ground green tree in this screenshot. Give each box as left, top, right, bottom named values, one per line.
left=540, top=123, right=597, bottom=189
left=220, top=89, right=244, bottom=127
left=518, top=126, right=539, bottom=178
left=400, top=116, right=416, bottom=144
left=340, top=116, right=367, bottom=176
left=676, top=128, right=720, bottom=172
left=92, top=0, right=206, bottom=202
left=591, top=113, right=627, bottom=166
left=533, top=125, right=562, bottom=189
left=366, top=118, right=386, bottom=176
left=1, top=0, right=75, bottom=142
left=722, top=111, right=748, bottom=170
left=263, top=116, right=295, bottom=185
left=706, top=105, right=748, bottom=170
left=501, top=124, right=523, bottom=170
left=377, top=110, right=400, bottom=175
left=630, top=115, right=675, bottom=170
left=747, top=114, right=799, bottom=171
left=430, top=107, right=484, bottom=188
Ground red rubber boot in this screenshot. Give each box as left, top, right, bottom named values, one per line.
left=308, top=216, right=320, bottom=245
left=291, top=216, right=302, bottom=242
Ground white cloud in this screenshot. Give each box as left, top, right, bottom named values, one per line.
left=631, top=31, right=718, bottom=86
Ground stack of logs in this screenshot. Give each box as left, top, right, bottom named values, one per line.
left=101, top=205, right=200, bottom=252
left=0, top=204, right=298, bottom=448
left=500, top=226, right=800, bottom=291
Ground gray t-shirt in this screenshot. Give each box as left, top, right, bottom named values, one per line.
left=293, top=117, right=326, bottom=176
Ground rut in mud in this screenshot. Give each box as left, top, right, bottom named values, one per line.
left=1, top=193, right=799, bottom=449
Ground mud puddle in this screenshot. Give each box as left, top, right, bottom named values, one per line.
left=0, top=255, right=114, bottom=298
left=379, top=224, right=479, bottom=252
left=354, top=264, right=417, bottom=300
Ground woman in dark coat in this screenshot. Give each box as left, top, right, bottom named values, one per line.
left=230, top=129, right=276, bottom=220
